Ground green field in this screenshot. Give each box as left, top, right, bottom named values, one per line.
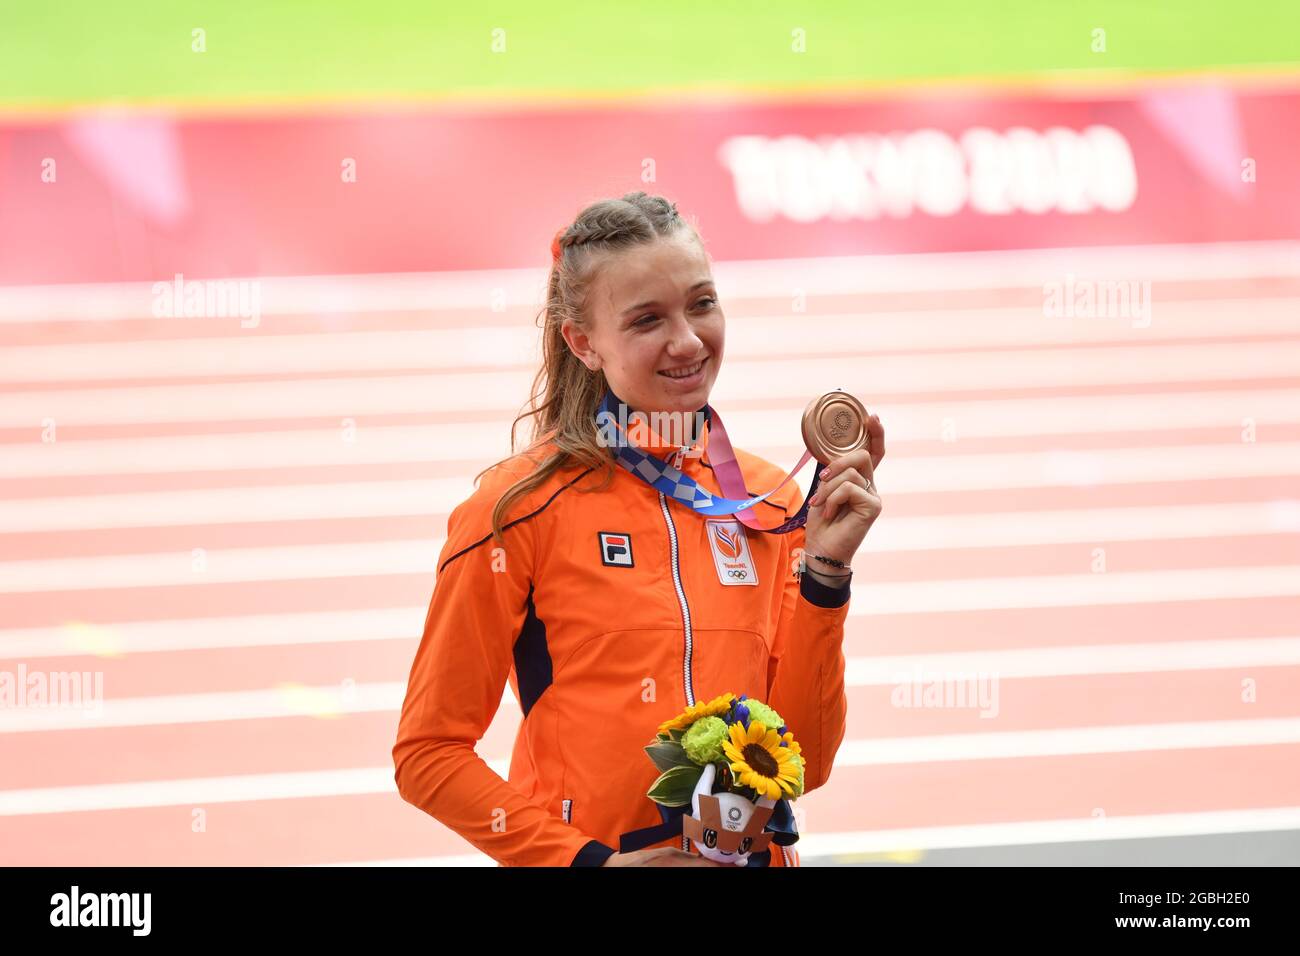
left=2, top=1, right=1299, bottom=109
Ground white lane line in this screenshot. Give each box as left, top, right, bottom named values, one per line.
left=0, top=479, right=471, bottom=532
left=0, top=608, right=426, bottom=659
left=0, top=538, right=439, bottom=592
left=0, top=767, right=421, bottom=816
left=4, top=637, right=1300, bottom=731
left=5, top=340, right=1299, bottom=427
left=6, top=595, right=1300, bottom=669
left=1, top=514, right=1299, bottom=598
left=2, top=240, right=1297, bottom=322
left=0, top=368, right=533, bottom=427
left=0, top=680, right=412, bottom=732
left=0, top=428, right=522, bottom=481
left=3, top=478, right=1298, bottom=538
left=3, top=718, right=1298, bottom=814
left=0, top=327, right=538, bottom=382
left=315, top=806, right=1300, bottom=864
left=7, top=385, right=1300, bottom=481
left=848, top=565, right=1300, bottom=615
left=836, top=717, right=1300, bottom=763
left=797, top=806, right=1300, bottom=857
left=709, top=241, right=1300, bottom=296
left=878, top=441, right=1300, bottom=493
left=850, top=637, right=1300, bottom=682
left=4, top=298, right=1298, bottom=383
left=7, top=387, right=1300, bottom=479
left=866, top=501, right=1300, bottom=550
left=0, top=489, right=1294, bottom=595
left=0, top=539, right=437, bottom=591
left=4, top=444, right=1300, bottom=533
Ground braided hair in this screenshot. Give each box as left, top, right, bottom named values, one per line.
left=476, top=192, right=704, bottom=542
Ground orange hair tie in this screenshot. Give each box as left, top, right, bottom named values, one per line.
left=550, top=228, right=564, bottom=263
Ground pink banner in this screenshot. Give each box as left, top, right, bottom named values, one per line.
left=1, top=83, right=1297, bottom=284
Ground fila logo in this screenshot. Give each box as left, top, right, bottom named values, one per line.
left=598, top=531, right=634, bottom=567
left=706, top=519, right=758, bottom=586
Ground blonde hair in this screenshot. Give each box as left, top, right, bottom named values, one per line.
left=474, top=191, right=700, bottom=543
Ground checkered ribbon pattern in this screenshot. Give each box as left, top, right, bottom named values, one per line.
left=597, top=389, right=820, bottom=534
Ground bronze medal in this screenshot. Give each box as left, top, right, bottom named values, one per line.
left=801, top=390, right=869, bottom=465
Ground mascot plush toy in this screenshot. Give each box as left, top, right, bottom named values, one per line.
left=682, top=763, right=778, bottom=866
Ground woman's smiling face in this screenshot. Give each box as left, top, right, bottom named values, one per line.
left=563, top=232, right=724, bottom=417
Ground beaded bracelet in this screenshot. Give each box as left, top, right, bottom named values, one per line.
left=800, top=558, right=852, bottom=580
left=812, top=554, right=850, bottom=570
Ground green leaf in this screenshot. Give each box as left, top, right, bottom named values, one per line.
left=644, top=740, right=696, bottom=774
left=667, top=727, right=686, bottom=742
left=646, top=765, right=703, bottom=807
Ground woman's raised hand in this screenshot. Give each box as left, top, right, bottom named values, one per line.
left=803, top=412, right=885, bottom=567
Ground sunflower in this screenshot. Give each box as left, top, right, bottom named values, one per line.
left=722, top=721, right=802, bottom=801
left=657, top=692, right=735, bottom=736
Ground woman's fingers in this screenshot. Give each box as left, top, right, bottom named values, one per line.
left=818, top=474, right=878, bottom=523
left=820, top=449, right=873, bottom=484
left=837, top=466, right=872, bottom=491
left=812, top=463, right=872, bottom=506
left=867, top=414, right=885, bottom=470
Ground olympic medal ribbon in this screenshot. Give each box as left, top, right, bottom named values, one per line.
left=596, top=390, right=820, bottom=534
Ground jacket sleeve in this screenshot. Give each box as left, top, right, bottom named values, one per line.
left=392, top=492, right=618, bottom=867
left=764, top=517, right=851, bottom=795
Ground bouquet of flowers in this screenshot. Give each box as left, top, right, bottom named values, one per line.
left=644, top=691, right=804, bottom=865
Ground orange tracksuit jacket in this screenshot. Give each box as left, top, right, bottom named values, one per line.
left=392, top=413, right=851, bottom=866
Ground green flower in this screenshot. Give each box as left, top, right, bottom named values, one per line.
left=682, top=716, right=729, bottom=765
left=788, top=753, right=805, bottom=799
left=743, top=700, right=784, bottom=733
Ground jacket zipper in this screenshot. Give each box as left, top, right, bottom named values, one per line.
left=660, top=450, right=696, bottom=851
left=658, top=490, right=695, bottom=709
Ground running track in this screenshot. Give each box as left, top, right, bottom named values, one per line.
left=1, top=241, right=1298, bottom=865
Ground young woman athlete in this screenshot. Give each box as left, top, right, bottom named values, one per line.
left=393, top=192, right=884, bottom=867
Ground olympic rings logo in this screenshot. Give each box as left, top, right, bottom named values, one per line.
left=830, top=409, right=854, bottom=439
left=727, top=569, right=748, bottom=580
